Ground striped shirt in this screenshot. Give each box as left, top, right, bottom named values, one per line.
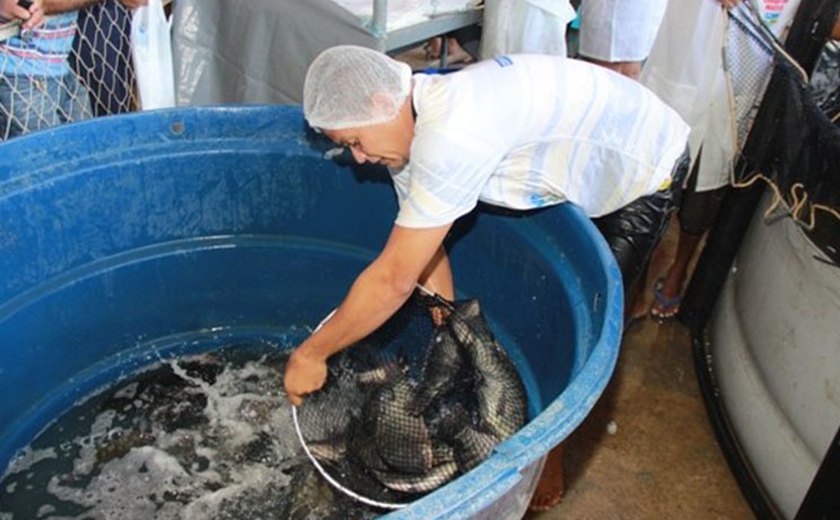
left=391, top=55, right=690, bottom=228
left=0, top=12, right=78, bottom=77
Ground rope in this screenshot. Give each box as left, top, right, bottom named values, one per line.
left=728, top=171, right=840, bottom=230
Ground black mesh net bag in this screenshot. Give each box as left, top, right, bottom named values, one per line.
left=291, top=290, right=529, bottom=509
left=721, top=1, right=840, bottom=268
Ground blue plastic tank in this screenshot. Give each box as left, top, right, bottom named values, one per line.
left=0, top=106, right=622, bottom=519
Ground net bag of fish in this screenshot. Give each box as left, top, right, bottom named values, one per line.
left=293, top=292, right=529, bottom=509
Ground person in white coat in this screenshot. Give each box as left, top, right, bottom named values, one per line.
left=578, top=0, right=669, bottom=79
left=640, top=0, right=803, bottom=320
left=480, top=0, right=577, bottom=59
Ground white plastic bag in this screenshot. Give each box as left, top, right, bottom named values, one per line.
left=131, top=0, right=175, bottom=110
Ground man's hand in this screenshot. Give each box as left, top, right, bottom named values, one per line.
left=832, top=10, right=840, bottom=40
left=1, top=0, right=44, bottom=29
left=717, top=0, right=741, bottom=8
left=284, top=348, right=328, bottom=406
left=282, top=223, right=452, bottom=406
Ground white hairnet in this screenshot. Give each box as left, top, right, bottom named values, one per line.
left=303, top=45, right=413, bottom=131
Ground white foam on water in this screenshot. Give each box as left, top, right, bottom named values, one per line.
left=47, top=446, right=193, bottom=519
left=113, top=382, right=139, bottom=400
left=180, top=462, right=278, bottom=520
left=71, top=409, right=117, bottom=477
left=4, top=447, right=58, bottom=476
left=35, top=504, right=55, bottom=518
left=14, top=351, right=315, bottom=519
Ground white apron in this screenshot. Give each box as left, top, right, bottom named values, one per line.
left=578, top=0, right=669, bottom=62
left=641, top=0, right=801, bottom=192
left=480, top=0, right=576, bottom=59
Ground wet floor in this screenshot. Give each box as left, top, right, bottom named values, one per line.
left=526, top=220, right=754, bottom=519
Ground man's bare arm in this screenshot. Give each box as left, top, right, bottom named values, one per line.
left=283, top=222, right=452, bottom=405
left=419, top=245, right=454, bottom=300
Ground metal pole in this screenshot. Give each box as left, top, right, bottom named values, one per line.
left=372, top=0, right=388, bottom=37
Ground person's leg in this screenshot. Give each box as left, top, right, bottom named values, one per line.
left=593, top=154, right=687, bottom=318
left=527, top=203, right=658, bottom=512
left=582, top=57, right=643, bottom=80
left=649, top=225, right=703, bottom=320
left=1, top=75, right=53, bottom=139
left=527, top=201, right=649, bottom=512
left=527, top=197, right=648, bottom=513
left=650, top=159, right=727, bottom=320
left=58, top=72, right=92, bottom=125
left=528, top=444, right=565, bottom=511
left=528, top=153, right=688, bottom=512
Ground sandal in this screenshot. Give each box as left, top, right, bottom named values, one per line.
left=650, top=277, right=681, bottom=321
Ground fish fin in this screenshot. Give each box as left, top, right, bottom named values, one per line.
left=307, top=437, right=347, bottom=462
left=372, top=461, right=459, bottom=494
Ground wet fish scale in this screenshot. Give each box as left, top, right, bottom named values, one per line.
left=370, top=376, right=434, bottom=474
left=437, top=403, right=498, bottom=472
left=370, top=459, right=459, bottom=494
left=295, top=297, right=528, bottom=501
left=407, top=327, right=464, bottom=416
left=447, top=300, right=527, bottom=441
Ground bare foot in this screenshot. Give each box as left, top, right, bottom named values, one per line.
left=528, top=444, right=565, bottom=512
left=628, top=300, right=649, bottom=322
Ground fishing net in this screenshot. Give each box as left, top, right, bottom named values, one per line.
left=724, top=2, right=840, bottom=234
left=810, top=41, right=840, bottom=119
left=292, top=290, right=529, bottom=509
left=0, top=0, right=139, bottom=141
left=720, top=1, right=840, bottom=270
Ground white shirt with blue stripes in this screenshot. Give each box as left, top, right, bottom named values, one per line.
left=391, top=54, right=690, bottom=229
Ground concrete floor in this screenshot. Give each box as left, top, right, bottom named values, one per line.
left=526, top=223, right=754, bottom=520
left=525, top=319, right=753, bottom=519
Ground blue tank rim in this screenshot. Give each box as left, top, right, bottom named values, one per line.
left=0, top=105, right=624, bottom=519
left=387, top=202, right=624, bottom=519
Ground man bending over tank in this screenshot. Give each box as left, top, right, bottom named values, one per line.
left=283, top=45, right=690, bottom=508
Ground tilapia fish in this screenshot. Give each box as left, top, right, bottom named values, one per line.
left=445, top=299, right=528, bottom=462
left=300, top=300, right=527, bottom=495
left=436, top=404, right=499, bottom=473
left=297, top=362, right=367, bottom=459
left=369, top=374, right=434, bottom=474
left=407, top=326, right=465, bottom=416
left=349, top=356, right=460, bottom=494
